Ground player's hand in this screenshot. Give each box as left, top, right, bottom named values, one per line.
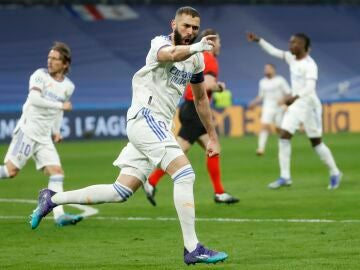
left=62, top=101, right=72, bottom=111
left=246, top=32, right=260, bottom=42
left=282, top=95, right=299, bottom=106
left=206, top=136, right=221, bottom=157
left=248, top=101, right=257, bottom=110
left=53, top=133, right=63, bottom=143
left=217, top=81, right=226, bottom=92
left=189, top=35, right=216, bottom=53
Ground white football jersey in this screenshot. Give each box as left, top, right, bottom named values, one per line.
left=129, top=35, right=204, bottom=122
left=283, top=52, right=321, bottom=107
left=259, top=75, right=291, bottom=109
left=16, top=68, right=75, bottom=143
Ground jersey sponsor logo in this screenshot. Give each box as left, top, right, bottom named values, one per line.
left=43, top=90, right=66, bottom=102
left=34, top=76, right=44, bottom=84
left=169, top=66, right=193, bottom=88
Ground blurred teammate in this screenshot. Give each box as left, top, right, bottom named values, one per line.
left=248, top=64, right=291, bottom=156
left=30, top=7, right=228, bottom=265
left=0, top=42, right=82, bottom=226
left=247, top=32, right=342, bottom=190
left=144, top=29, right=239, bottom=206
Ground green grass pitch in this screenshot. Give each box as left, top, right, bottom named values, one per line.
left=0, top=133, right=359, bottom=269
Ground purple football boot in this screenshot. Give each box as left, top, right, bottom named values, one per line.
left=184, top=243, right=228, bottom=265
left=30, top=188, right=57, bottom=229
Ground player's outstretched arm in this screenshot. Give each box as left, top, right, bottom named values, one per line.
left=157, top=35, right=216, bottom=62
left=247, top=32, right=285, bottom=60
left=191, top=82, right=220, bottom=157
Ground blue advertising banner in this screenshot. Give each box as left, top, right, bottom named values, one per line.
left=0, top=109, right=128, bottom=143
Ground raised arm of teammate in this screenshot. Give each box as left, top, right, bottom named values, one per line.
left=247, top=32, right=286, bottom=60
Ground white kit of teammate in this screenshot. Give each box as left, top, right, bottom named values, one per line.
left=249, top=64, right=291, bottom=155
left=8, top=68, right=74, bottom=168
left=1, top=42, right=82, bottom=226
left=247, top=32, right=342, bottom=189
left=259, top=75, right=290, bottom=127
left=258, top=42, right=323, bottom=137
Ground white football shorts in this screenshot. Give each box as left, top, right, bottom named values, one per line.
left=4, top=129, right=61, bottom=170
left=281, top=101, right=322, bottom=138
left=261, top=106, right=285, bottom=127
left=113, top=108, right=184, bottom=183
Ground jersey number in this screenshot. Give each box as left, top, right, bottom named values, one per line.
left=19, top=142, right=31, bottom=157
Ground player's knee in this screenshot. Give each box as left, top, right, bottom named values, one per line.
left=113, top=181, right=134, bottom=202
left=5, top=163, right=19, bottom=178
left=310, top=137, right=322, bottom=148
left=171, top=164, right=195, bottom=184
left=7, top=168, right=18, bottom=178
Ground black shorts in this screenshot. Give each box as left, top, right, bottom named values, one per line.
left=178, top=100, right=207, bottom=144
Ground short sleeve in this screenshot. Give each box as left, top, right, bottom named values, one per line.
left=29, top=68, right=46, bottom=92
left=149, top=35, right=172, bottom=63
left=193, top=53, right=205, bottom=74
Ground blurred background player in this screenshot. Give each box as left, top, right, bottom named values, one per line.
left=30, top=7, right=228, bottom=265
left=0, top=42, right=82, bottom=226
left=248, top=63, right=291, bottom=156
left=247, top=32, right=342, bottom=190
left=144, top=28, right=239, bottom=206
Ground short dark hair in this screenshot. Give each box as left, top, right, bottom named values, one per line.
left=265, top=63, right=276, bottom=69
left=51, top=41, right=72, bottom=74
left=294, top=33, right=311, bottom=52
left=199, top=28, right=218, bottom=40
left=176, top=6, right=200, bottom=18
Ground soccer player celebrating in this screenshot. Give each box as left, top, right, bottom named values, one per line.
left=30, top=7, right=228, bottom=265
left=144, top=29, right=239, bottom=206
left=247, top=32, right=342, bottom=189
left=0, top=42, right=82, bottom=226
left=248, top=63, right=291, bottom=156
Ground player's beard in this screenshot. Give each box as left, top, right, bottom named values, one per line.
left=174, top=28, right=197, bottom=46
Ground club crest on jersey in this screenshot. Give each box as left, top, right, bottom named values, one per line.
left=169, top=66, right=192, bottom=87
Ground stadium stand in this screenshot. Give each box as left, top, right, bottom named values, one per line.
left=0, top=4, right=360, bottom=109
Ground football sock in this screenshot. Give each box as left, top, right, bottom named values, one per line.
left=279, top=139, right=291, bottom=179
left=51, top=182, right=133, bottom=205
left=148, top=168, right=166, bottom=186
left=206, top=155, right=225, bottom=194
left=258, top=130, right=269, bottom=152
left=48, top=174, right=65, bottom=219
left=314, top=143, right=340, bottom=176
left=0, top=165, right=10, bottom=179
left=172, top=164, right=199, bottom=252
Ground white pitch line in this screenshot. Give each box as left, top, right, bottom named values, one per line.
left=1, top=198, right=359, bottom=223
left=0, top=215, right=359, bottom=223
left=0, top=198, right=98, bottom=217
